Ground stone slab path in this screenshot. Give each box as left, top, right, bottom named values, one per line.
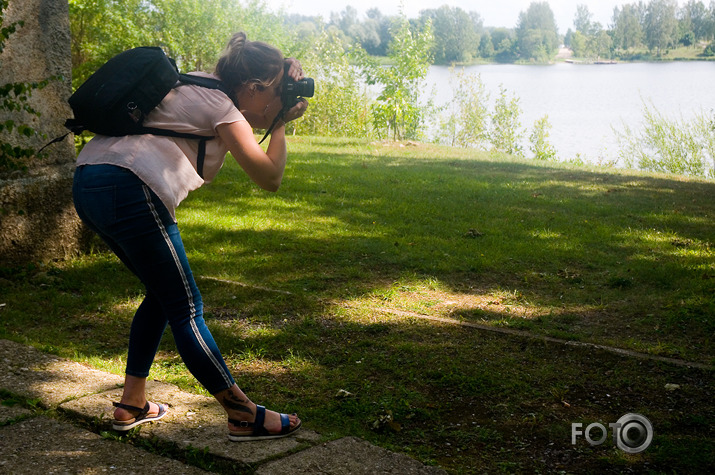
left=0, top=339, right=445, bottom=474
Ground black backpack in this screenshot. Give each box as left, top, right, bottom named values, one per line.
left=48, top=46, right=236, bottom=178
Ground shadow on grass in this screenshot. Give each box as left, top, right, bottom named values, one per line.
left=1, top=138, right=713, bottom=473
left=179, top=141, right=715, bottom=363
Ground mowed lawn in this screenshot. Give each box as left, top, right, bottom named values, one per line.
left=1, top=137, right=713, bottom=473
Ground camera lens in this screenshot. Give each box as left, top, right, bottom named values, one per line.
left=296, top=78, right=314, bottom=98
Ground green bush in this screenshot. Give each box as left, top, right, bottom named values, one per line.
left=355, top=14, right=434, bottom=141
left=489, top=85, right=524, bottom=156
left=289, top=25, right=371, bottom=138
left=615, top=100, right=715, bottom=179
left=704, top=41, right=715, bottom=57
left=529, top=115, right=557, bottom=161
left=436, top=68, right=490, bottom=149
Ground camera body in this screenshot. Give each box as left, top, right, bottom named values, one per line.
left=257, top=63, right=314, bottom=144
left=281, top=64, right=314, bottom=109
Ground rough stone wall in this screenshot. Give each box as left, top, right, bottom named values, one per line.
left=0, top=0, right=91, bottom=265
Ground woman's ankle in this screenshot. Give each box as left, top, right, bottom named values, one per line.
left=120, top=375, right=148, bottom=409
left=215, top=385, right=256, bottom=422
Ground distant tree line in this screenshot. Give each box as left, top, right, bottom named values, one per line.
left=42, top=0, right=715, bottom=179
left=284, top=0, right=715, bottom=63
left=568, top=0, right=715, bottom=59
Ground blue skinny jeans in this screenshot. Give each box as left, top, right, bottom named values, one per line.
left=72, top=164, right=235, bottom=394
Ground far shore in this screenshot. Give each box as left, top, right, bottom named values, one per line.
left=375, top=45, right=715, bottom=67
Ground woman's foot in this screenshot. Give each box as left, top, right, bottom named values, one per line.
left=112, top=400, right=168, bottom=431
left=227, top=404, right=301, bottom=441
left=227, top=404, right=301, bottom=433
left=113, top=400, right=163, bottom=422
left=218, top=385, right=301, bottom=441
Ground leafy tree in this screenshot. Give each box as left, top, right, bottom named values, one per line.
left=420, top=6, right=479, bottom=64
left=324, top=7, right=397, bottom=56
left=530, top=115, right=557, bottom=160
left=69, top=0, right=289, bottom=87
left=520, top=29, right=555, bottom=62
left=679, top=1, right=711, bottom=41
left=286, top=15, right=321, bottom=45
left=564, top=28, right=573, bottom=47
left=569, top=5, right=613, bottom=59
left=515, top=1, right=559, bottom=61
left=615, top=101, right=715, bottom=179
left=569, top=30, right=587, bottom=56
left=489, top=86, right=524, bottom=156
left=479, top=31, right=494, bottom=58
left=333, top=6, right=358, bottom=34
left=592, top=27, right=614, bottom=58
left=707, top=1, right=715, bottom=40
left=574, top=4, right=595, bottom=34
left=490, top=28, right=514, bottom=51
left=350, top=17, right=381, bottom=54
left=490, top=28, right=517, bottom=62
left=356, top=13, right=433, bottom=140
left=705, top=39, right=715, bottom=56
left=645, top=0, right=678, bottom=55
left=147, top=0, right=243, bottom=72
left=69, top=0, right=156, bottom=88
left=363, top=8, right=393, bottom=56
left=291, top=24, right=370, bottom=138
left=611, top=3, right=645, bottom=51
left=437, top=68, right=489, bottom=148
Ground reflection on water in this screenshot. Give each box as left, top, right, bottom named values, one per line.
left=422, top=62, right=715, bottom=163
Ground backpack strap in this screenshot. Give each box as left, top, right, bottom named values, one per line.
left=36, top=132, right=72, bottom=155
left=177, top=74, right=238, bottom=108
left=197, top=137, right=209, bottom=180
left=137, top=126, right=214, bottom=179
left=128, top=75, right=233, bottom=179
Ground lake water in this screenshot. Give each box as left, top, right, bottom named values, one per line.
left=420, top=62, right=715, bottom=163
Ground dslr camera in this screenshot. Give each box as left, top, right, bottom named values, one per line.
left=281, top=63, right=314, bottom=109
left=258, top=63, right=314, bottom=144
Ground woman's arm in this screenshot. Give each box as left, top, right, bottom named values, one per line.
left=219, top=57, right=307, bottom=191
left=216, top=119, right=287, bottom=192
left=216, top=98, right=307, bottom=192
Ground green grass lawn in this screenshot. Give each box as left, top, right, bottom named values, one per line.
left=1, top=137, right=713, bottom=473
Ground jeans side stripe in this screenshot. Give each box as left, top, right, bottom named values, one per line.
left=142, top=186, right=232, bottom=389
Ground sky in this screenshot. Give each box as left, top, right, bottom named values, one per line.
left=265, top=0, right=673, bottom=34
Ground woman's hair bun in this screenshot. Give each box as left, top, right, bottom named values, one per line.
left=215, top=32, right=284, bottom=95
left=227, top=32, right=247, bottom=56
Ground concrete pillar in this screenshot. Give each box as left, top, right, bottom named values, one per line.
left=0, top=0, right=90, bottom=264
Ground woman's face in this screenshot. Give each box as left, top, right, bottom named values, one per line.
left=237, top=69, right=283, bottom=119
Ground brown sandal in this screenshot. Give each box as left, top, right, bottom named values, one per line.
left=112, top=401, right=168, bottom=431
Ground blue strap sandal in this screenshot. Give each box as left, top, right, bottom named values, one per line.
left=112, top=401, right=168, bottom=431
left=228, top=404, right=301, bottom=442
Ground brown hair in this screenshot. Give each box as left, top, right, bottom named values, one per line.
left=215, top=32, right=284, bottom=95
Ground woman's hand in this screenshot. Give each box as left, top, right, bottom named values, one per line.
left=281, top=59, right=308, bottom=124
left=282, top=98, right=308, bottom=123
left=285, top=58, right=304, bottom=81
